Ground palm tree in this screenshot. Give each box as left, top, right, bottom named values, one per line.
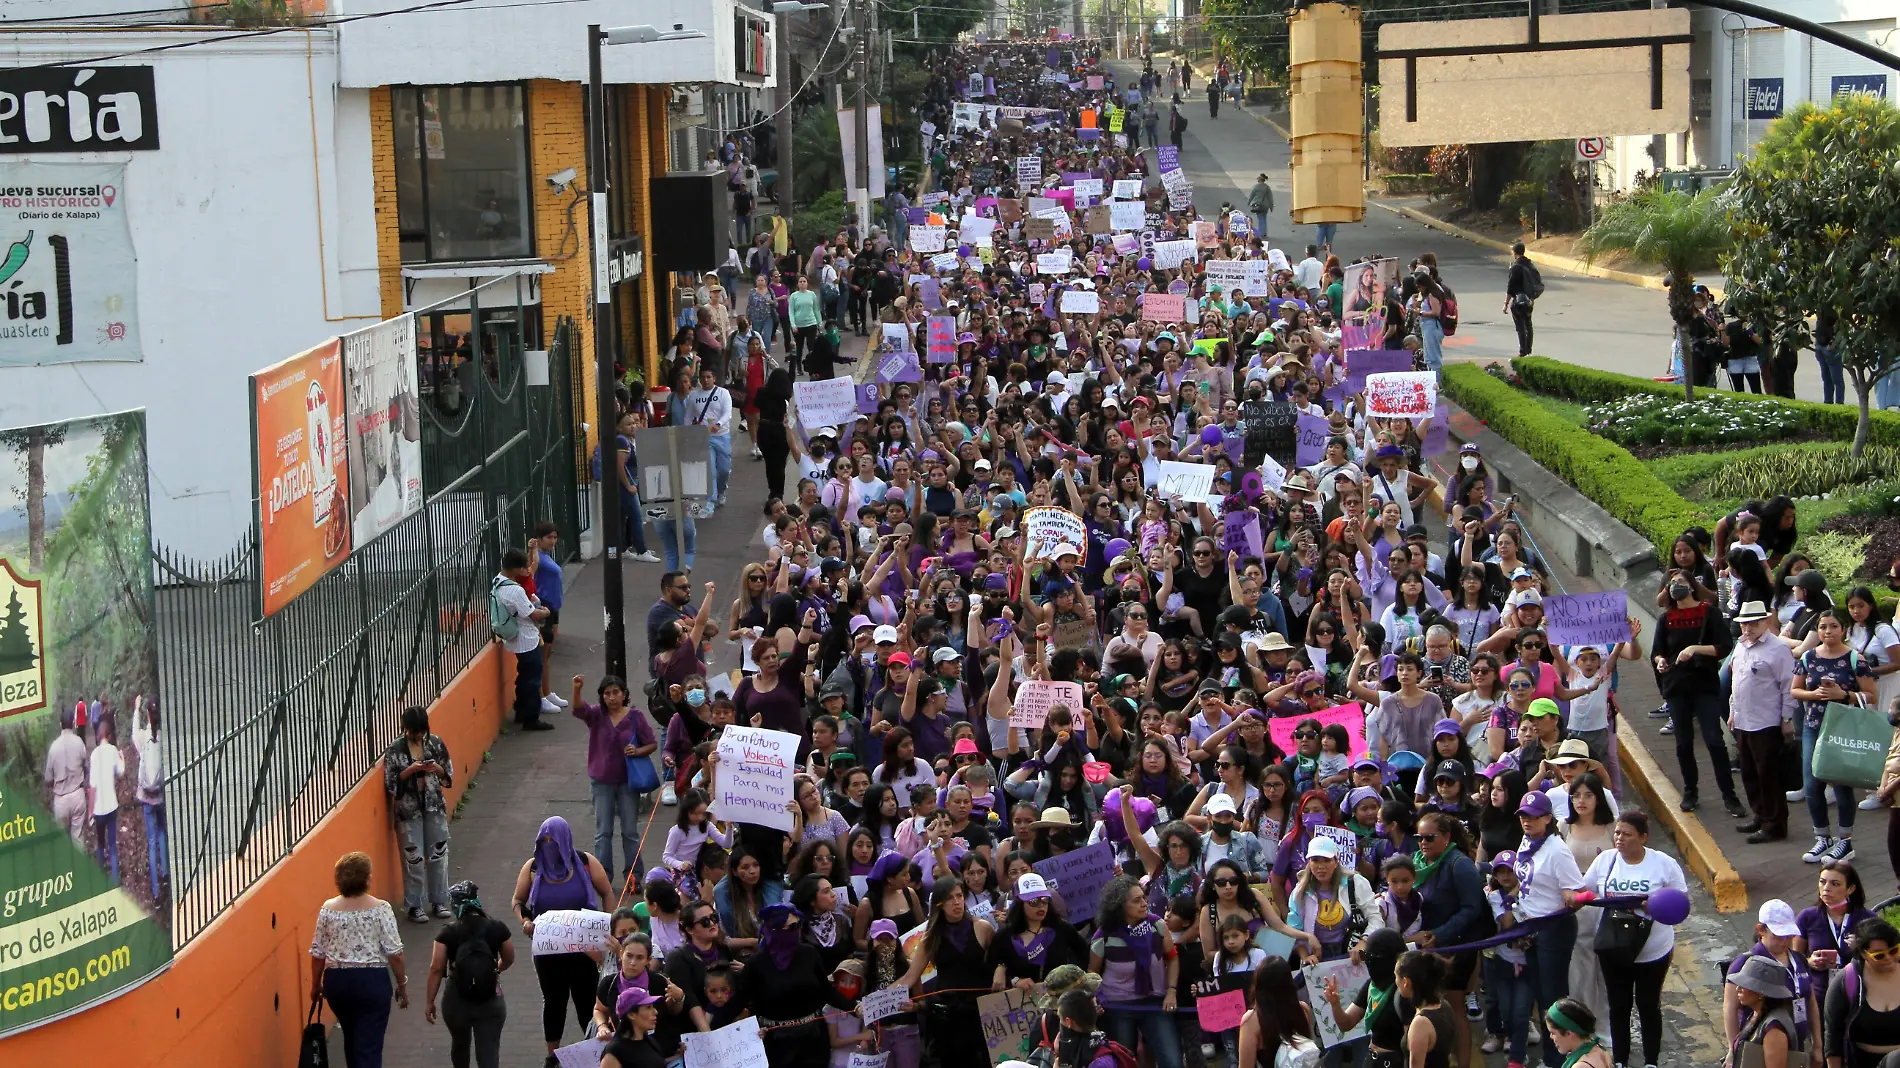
left=1576, top=187, right=1732, bottom=401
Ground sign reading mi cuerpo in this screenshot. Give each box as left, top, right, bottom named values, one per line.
left=0, top=162, right=142, bottom=367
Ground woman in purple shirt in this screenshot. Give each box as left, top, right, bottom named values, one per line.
left=569, top=674, right=659, bottom=882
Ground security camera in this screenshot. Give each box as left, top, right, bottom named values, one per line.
left=547, top=167, right=577, bottom=191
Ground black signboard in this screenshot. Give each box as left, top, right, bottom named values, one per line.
left=1240, top=400, right=1297, bottom=471
left=0, top=66, right=159, bottom=152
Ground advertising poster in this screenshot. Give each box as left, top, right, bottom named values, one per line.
left=0, top=162, right=142, bottom=367
left=0, top=410, right=174, bottom=1036
left=342, top=316, right=422, bottom=549
left=252, top=338, right=351, bottom=617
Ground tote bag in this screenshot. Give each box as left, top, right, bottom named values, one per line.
left=1810, top=699, right=1890, bottom=790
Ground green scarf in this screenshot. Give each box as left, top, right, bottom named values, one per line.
left=1364, top=981, right=1394, bottom=1027
left=1411, top=848, right=1446, bottom=887
left=1345, top=819, right=1377, bottom=842
left=1558, top=1036, right=1601, bottom=1068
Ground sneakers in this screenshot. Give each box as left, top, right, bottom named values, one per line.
left=661, top=782, right=679, bottom=806
left=1660, top=722, right=1674, bottom=734
left=432, top=903, right=453, bottom=919
left=540, top=696, right=561, bottom=714
left=1529, top=1022, right=1543, bottom=1045
left=520, top=719, right=555, bottom=732
left=406, top=906, right=429, bottom=923
left=1649, top=703, right=1670, bottom=718
left=546, top=692, right=569, bottom=709
left=1825, top=836, right=1857, bottom=862
left=1482, top=1035, right=1503, bottom=1054
left=750, top=445, right=763, bottom=459
left=1723, top=795, right=1749, bottom=818
left=1679, top=790, right=1698, bottom=812
left=1803, top=834, right=1833, bottom=863
left=1466, top=991, right=1482, bottom=1019
left=1861, top=795, right=1884, bottom=810
left=629, top=550, right=662, bottom=563
left=1787, top=787, right=1808, bottom=802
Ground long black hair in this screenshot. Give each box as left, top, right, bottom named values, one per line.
left=1249, top=957, right=1314, bottom=1055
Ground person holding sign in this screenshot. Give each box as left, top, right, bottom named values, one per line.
left=897, top=877, right=997, bottom=1068
left=510, top=817, right=614, bottom=1059
left=1315, top=927, right=1405, bottom=1066
left=730, top=904, right=861, bottom=1068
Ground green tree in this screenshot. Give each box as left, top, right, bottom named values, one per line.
left=881, top=0, right=984, bottom=55
left=1199, top=0, right=1286, bottom=79
left=0, top=422, right=66, bottom=570
left=792, top=108, right=845, bottom=211
left=1576, top=186, right=1732, bottom=401
left=1725, top=94, right=1900, bottom=456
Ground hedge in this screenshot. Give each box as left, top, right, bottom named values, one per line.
left=1511, top=357, right=1900, bottom=446
left=1440, top=364, right=1713, bottom=553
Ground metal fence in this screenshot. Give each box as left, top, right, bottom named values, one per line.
left=155, top=285, right=584, bottom=946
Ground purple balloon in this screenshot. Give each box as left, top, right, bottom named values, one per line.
left=1102, top=789, right=1157, bottom=842
left=1136, top=257, right=1153, bottom=272
left=1200, top=425, right=1225, bottom=446
left=1645, top=886, right=1691, bottom=926
left=1104, top=537, right=1131, bottom=560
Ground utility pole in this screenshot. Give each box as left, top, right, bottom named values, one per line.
left=854, top=0, right=871, bottom=238
left=585, top=24, right=626, bottom=679
left=776, top=9, right=795, bottom=221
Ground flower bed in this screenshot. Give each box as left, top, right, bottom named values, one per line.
left=1584, top=394, right=1807, bottom=449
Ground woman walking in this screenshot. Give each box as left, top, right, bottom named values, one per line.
left=425, top=881, right=514, bottom=1068
left=1582, top=811, right=1688, bottom=1068
left=511, top=816, right=614, bottom=1064
left=309, top=852, right=408, bottom=1068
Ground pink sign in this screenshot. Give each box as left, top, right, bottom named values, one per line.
left=1197, top=990, right=1248, bottom=1033
left=1142, top=293, right=1186, bottom=323
left=1267, top=703, right=1368, bottom=761
left=1088, top=75, right=1105, bottom=91
left=926, top=315, right=958, bottom=364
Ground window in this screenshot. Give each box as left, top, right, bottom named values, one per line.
left=393, top=84, right=533, bottom=262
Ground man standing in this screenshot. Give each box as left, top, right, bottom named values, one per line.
left=885, top=185, right=911, bottom=252
left=1294, top=244, right=1324, bottom=294
left=1247, top=174, right=1274, bottom=242
left=44, top=705, right=88, bottom=844
left=1729, top=600, right=1796, bottom=842
left=492, top=548, right=552, bottom=730
left=647, top=571, right=695, bottom=661
left=1141, top=98, right=1159, bottom=151
left=685, top=365, right=733, bottom=515
left=1505, top=241, right=1540, bottom=357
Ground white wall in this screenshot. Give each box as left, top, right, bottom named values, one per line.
left=333, top=0, right=775, bottom=90
left=1706, top=0, right=1898, bottom=165
left=0, top=29, right=382, bottom=554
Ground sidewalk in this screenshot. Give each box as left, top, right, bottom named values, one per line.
left=379, top=432, right=772, bottom=1067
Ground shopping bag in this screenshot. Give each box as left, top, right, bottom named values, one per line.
left=626, top=754, right=661, bottom=793
left=299, top=997, right=329, bottom=1068
left=1810, top=701, right=1891, bottom=790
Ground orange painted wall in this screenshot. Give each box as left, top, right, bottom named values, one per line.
left=0, top=645, right=513, bottom=1066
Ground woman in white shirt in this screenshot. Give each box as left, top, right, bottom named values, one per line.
left=1843, top=585, right=1900, bottom=719
left=1581, top=812, right=1688, bottom=1068
left=846, top=455, right=888, bottom=519
left=1104, top=603, right=1164, bottom=669
left=1511, top=790, right=1586, bottom=1052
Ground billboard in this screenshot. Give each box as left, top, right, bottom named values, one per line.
left=342, top=317, right=422, bottom=549
left=252, top=338, right=351, bottom=617
left=0, top=410, right=174, bottom=1036
left=1376, top=9, right=1692, bottom=147
left=0, top=162, right=141, bottom=367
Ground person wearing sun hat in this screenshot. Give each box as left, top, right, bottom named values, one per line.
left=1542, top=737, right=1620, bottom=823
left=1728, top=598, right=1797, bottom=842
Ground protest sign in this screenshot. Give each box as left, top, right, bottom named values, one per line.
left=1028, top=282, right=1047, bottom=307
left=555, top=1040, right=608, bottom=1068
left=1337, top=349, right=1416, bottom=399
left=1052, top=618, right=1096, bottom=650
left=849, top=1056, right=889, bottom=1068
left=1221, top=509, right=1263, bottom=559
left=979, top=987, right=1039, bottom=1066
left=1142, top=293, right=1186, bottom=322
left=1074, top=178, right=1104, bottom=200
left=1023, top=505, right=1087, bottom=561
left=1268, top=703, right=1367, bottom=762
left=930, top=251, right=961, bottom=273
left=1296, top=412, right=1331, bottom=466
left=1033, top=841, right=1118, bottom=923
left=712, top=726, right=800, bottom=830
left=1017, top=157, right=1043, bottom=186
left=1113, top=178, right=1142, bottom=199
left=1158, top=144, right=1180, bottom=172
left=1110, top=200, right=1146, bottom=231
left=877, top=348, right=923, bottom=384
left=901, top=923, right=936, bottom=982
left=1423, top=400, right=1450, bottom=458
left=1012, top=679, right=1085, bottom=730
left=960, top=215, right=998, bottom=246
left=1365, top=371, right=1439, bottom=417
left=1192, top=220, right=1219, bottom=248
left=1152, top=238, right=1196, bottom=269
left=1024, top=217, right=1057, bottom=242
left=1259, top=451, right=1286, bottom=493
left=1112, top=232, right=1139, bottom=256
left=912, top=225, right=947, bottom=253
left=1155, top=460, right=1216, bottom=500
left=794, top=378, right=857, bottom=428
left=926, top=316, right=958, bottom=364
left=530, top=909, right=613, bottom=956
left=1204, top=258, right=1271, bottom=297
left=1197, top=990, right=1249, bottom=1033
left=686, top=1017, right=768, bottom=1068
left=1161, top=169, right=1193, bottom=209
left=859, top=986, right=911, bottom=1024
left=1341, top=307, right=1387, bottom=351
left=1544, top=591, right=1632, bottom=647
left=1087, top=74, right=1104, bottom=90
left=1239, top=400, right=1298, bottom=471
left=1036, top=251, right=1073, bottom=275
left=1059, top=288, right=1100, bottom=314
left=1313, top=824, right=1359, bottom=869
left=856, top=382, right=881, bottom=415
left=1027, top=196, right=1057, bottom=214
left=1304, top=958, right=1373, bottom=1047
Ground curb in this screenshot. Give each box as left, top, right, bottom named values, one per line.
left=1615, top=714, right=1749, bottom=912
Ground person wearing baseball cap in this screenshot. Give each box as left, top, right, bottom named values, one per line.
left=993, top=873, right=1089, bottom=986
left=1722, top=899, right=1813, bottom=1055
left=602, top=984, right=665, bottom=1068
left=1508, top=786, right=1590, bottom=1051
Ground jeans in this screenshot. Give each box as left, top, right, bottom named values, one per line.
left=398, top=809, right=451, bottom=910
left=1804, top=719, right=1858, bottom=832
left=441, top=984, right=507, bottom=1068
left=653, top=513, right=697, bottom=571
left=707, top=433, right=732, bottom=505
left=323, top=966, right=393, bottom=1068
left=1601, top=951, right=1669, bottom=1067
left=735, top=213, right=752, bottom=248
left=1525, top=911, right=1577, bottom=1068
left=143, top=801, right=166, bottom=893
left=512, top=644, right=543, bottom=725
left=1667, top=687, right=1737, bottom=800
left=1512, top=301, right=1534, bottom=356
left=591, top=780, right=643, bottom=879
left=1817, top=345, right=1845, bottom=404
left=1251, top=211, right=1270, bottom=242
left=1104, top=1003, right=1183, bottom=1068
left=877, top=1022, right=921, bottom=1068
left=620, top=490, right=649, bottom=554
left=94, top=811, right=118, bottom=881
left=1420, top=317, right=1445, bottom=372
left=1484, top=954, right=1533, bottom=1064
left=891, top=217, right=909, bottom=252
left=1315, top=222, right=1337, bottom=249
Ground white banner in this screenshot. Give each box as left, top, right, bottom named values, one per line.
left=911, top=225, right=946, bottom=253
left=1152, top=239, right=1197, bottom=270
left=686, top=1018, right=768, bottom=1068
left=1365, top=371, right=1439, bottom=417
left=959, top=215, right=997, bottom=247
left=1059, top=288, right=1099, bottom=314
left=0, top=162, right=141, bottom=366
left=794, top=377, right=857, bottom=429
left=836, top=105, right=887, bottom=199
left=712, top=726, right=801, bottom=830
left=1036, top=250, right=1074, bottom=275
left=1017, top=156, right=1043, bottom=186
left=1023, top=505, right=1086, bottom=561
left=530, top=908, right=613, bottom=956
left=343, top=315, right=422, bottom=548
left=1072, top=178, right=1103, bottom=200
left=930, top=251, right=960, bottom=273
left=1110, top=201, right=1146, bottom=231
left=1203, top=259, right=1271, bottom=297
left=1155, top=460, right=1215, bottom=500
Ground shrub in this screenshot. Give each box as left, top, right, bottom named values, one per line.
left=1441, top=364, right=1712, bottom=554
left=1803, top=530, right=1875, bottom=588
left=1696, top=444, right=1900, bottom=501
left=1584, top=394, right=1806, bottom=448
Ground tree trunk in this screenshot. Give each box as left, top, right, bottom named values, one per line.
left=1855, top=377, right=1873, bottom=458
left=1677, top=324, right=1694, bottom=404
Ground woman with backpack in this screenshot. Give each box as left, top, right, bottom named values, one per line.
left=1822, top=916, right=1900, bottom=1068
left=424, top=881, right=514, bottom=1068
left=1409, top=271, right=1448, bottom=374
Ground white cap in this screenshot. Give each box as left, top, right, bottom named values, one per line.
left=1758, top=899, right=1800, bottom=938
left=1205, top=793, right=1238, bottom=816
left=1053, top=543, right=1082, bottom=559
left=1307, top=836, right=1341, bottom=860
left=873, top=625, right=901, bottom=645
left=995, top=526, right=1018, bottom=539
left=1014, top=873, right=1053, bottom=900
left=932, top=646, right=961, bottom=664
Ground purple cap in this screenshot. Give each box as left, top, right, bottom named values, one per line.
left=616, top=986, right=663, bottom=1015
left=1481, top=761, right=1512, bottom=780
left=869, top=918, right=900, bottom=941
left=1433, top=718, right=1463, bottom=738
left=1490, top=849, right=1518, bottom=869
left=984, top=573, right=1011, bottom=591
left=1351, top=756, right=1382, bottom=773
left=958, top=332, right=979, bottom=345
left=1517, top=791, right=1553, bottom=818
left=850, top=615, right=875, bottom=634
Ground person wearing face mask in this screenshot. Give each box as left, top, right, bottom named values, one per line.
left=1447, top=443, right=1492, bottom=515
left=661, top=677, right=715, bottom=802
left=1651, top=568, right=1742, bottom=816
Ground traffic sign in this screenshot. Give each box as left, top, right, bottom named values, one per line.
left=1575, top=137, right=1607, bottom=161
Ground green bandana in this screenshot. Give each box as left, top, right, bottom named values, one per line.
left=1345, top=819, right=1377, bottom=841
left=1411, top=849, right=1446, bottom=887
left=1557, top=1036, right=1600, bottom=1068
left=1365, top=981, right=1394, bottom=1026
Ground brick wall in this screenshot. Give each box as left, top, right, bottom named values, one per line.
left=368, top=86, right=403, bottom=319
left=526, top=79, right=597, bottom=453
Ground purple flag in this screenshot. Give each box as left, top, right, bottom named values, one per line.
left=856, top=383, right=881, bottom=414
left=1296, top=412, right=1331, bottom=466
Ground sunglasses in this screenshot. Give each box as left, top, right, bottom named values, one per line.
left=1193, top=550, right=1214, bottom=557
left=1302, top=688, right=1324, bottom=698
left=1508, top=680, right=1535, bottom=690
left=1212, top=876, right=1241, bottom=887
left=1417, top=831, right=1443, bottom=843
left=1519, top=642, right=1545, bottom=650
left=1216, top=761, right=1236, bottom=770
left=1868, top=946, right=1898, bottom=963
left=1126, top=612, right=1147, bottom=620
left=692, top=916, right=720, bottom=929
left=1293, top=730, right=1318, bottom=740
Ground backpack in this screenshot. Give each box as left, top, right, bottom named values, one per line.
left=489, top=576, right=521, bottom=642
left=1274, top=1034, right=1321, bottom=1068
left=1523, top=260, right=1545, bottom=300
left=1086, top=1033, right=1139, bottom=1068
left=1440, top=294, right=1460, bottom=336
left=449, top=926, right=499, bottom=1004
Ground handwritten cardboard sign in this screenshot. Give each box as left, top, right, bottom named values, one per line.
left=1304, top=958, right=1372, bottom=1047
left=530, top=909, right=613, bottom=956
left=1059, top=288, right=1100, bottom=314
left=794, top=377, right=857, bottom=429
left=1267, top=703, right=1368, bottom=763
left=1110, top=201, right=1146, bottom=232
left=911, top=225, right=947, bottom=253
left=1365, top=371, right=1438, bottom=418
left=1113, top=178, right=1142, bottom=199
left=555, top=1039, right=608, bottom=1068
left=712, top=725, right=800, bottom=830
left=1152, top=238, right=1196, bottom=270
left=1142, top=293, right=1186, bottom=323
left=1312, top=824, right=1359, bottom=870
left=1221, top=509, right=1263, bottom=559
left=1544, top=591, right=1631, bottom=647
left=1037, top=250, right=1074, bottom=275
left=1033, top=841, right=1118, bottom=923
left=1196, top=989, right=1249, bottom=1033
left=1012, top=679, right=1085, bottom=730
left=685, top=1017, right=768, bottom=1068
left=859, top=985, right=911, bottom=1024
left=978, top=987, right=1040, bottom=1066
left=1155, top=460, right=1215, bottom=500
left=877, top=348, right=923, bottom=384
left=1018, top=157, right=1042, bottom=186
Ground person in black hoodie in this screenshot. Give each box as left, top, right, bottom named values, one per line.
left=1650, top=568, right=1742, bottom=815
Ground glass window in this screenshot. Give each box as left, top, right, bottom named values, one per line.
left=391, top=84, right=533, bottom=262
